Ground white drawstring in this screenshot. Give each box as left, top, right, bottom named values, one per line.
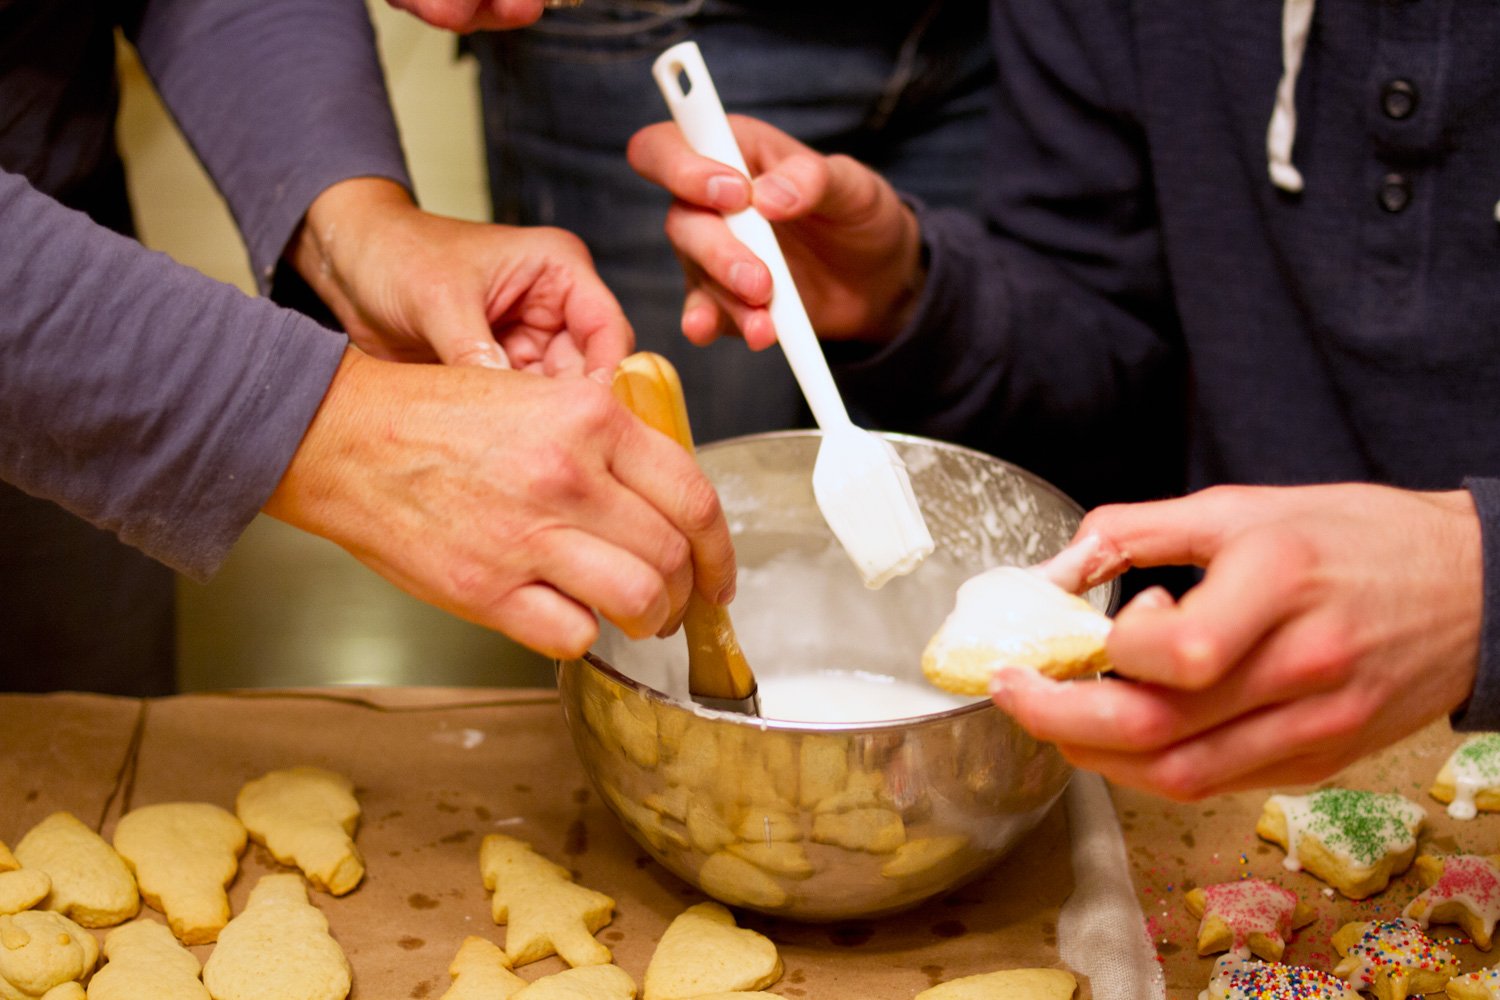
left=1267, top=0, right=1317, bottom=193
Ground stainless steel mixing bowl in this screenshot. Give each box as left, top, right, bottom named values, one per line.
left=557, top=431, right=1113, bottom=921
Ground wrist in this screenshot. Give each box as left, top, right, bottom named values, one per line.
left=289, top=177, right=416, bottom=329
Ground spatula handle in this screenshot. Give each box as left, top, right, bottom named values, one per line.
left=652, top=41, right=853, bottom=433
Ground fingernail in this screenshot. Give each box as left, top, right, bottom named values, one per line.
left=587, top=367, right=612, bottom=385
left=988, top=667, right=1028, bottom=707
left=728, top=261, right=759, bottom=299
left=754, top=174, right=798, bottom=213
left=1128, top=586, right=1173, bottom=612
left=706, top=175, right=748, bottom=211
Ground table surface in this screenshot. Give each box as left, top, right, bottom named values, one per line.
left=0, top=690, right=1486, bottom=1000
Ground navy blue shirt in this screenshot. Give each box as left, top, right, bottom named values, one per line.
left=841, top=0, right=1500, bottom=728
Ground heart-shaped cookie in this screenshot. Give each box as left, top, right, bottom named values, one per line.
left=642, top=902, right=781, bottom=1000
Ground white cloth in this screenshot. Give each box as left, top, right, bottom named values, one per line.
left=1058, top=771, right=1166, bottom=1000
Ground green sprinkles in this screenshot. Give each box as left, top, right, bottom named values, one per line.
left=1304, top=789, right=1419, bottom=866
left=1453, top=733, right=1500, bottom=783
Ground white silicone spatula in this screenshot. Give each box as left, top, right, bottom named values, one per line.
left=651, top=40, right=934, bottom=588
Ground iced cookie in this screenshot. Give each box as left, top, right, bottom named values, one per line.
left=642, top=902, right=781, bottom=1000
left=1184, top=878, right=1316, bottom=961
left=1256, top=788, right=1425, bottom=899
left=112, top=803, right=247, bottom=944
left=511, top=965, right=636, bottom=1000
left=1332, top=917, right=1458, bottom=1000
left=88, top=918, right=210, bottom=1000
left=439, top=937, right=525, bottom=1000
left=1431, top=734, right=1500, bottom=820
left=480, top=834, right=614, bottom=968
left=1403, top=853, right=1500, bottom=950
left=922, top=566, right=1112, bottom=695
left=201, top=874, right=350, bottom=1000
left=1448, top=964, right=1500, bottom=999
left=235, top=767, right=363, bottom=896
left=914, top=968, right=1077, bottom=1000
left=14, top=812, right=139, bottom=927
left=1204, top=951, right=1358, bottom=1000
left=0, top=909, right=99, bottom=1000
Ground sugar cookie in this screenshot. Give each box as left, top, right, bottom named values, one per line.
left=438, top=937, right=525, bottom=1000
left=1256, top=788, right=1424, bottom=899
left=112, top=803, right=247, bottom=944
left=235, top=768, right=363, bottom=897
left=201, top=874, right=349, bottom=1000
left=810, top=808, right=905, bottom=854
left=1431, top=734, right=1500, bottom=820
left=14, top=812, right=139, bottom=928
left=1203, top=951, right=1358, bottom=1000
left=511, top=965, right=635, bottom=1000
left=0, top=909, right=99, bottom=1000
left=642, top=902, right=781, bottom=1000
left=1403, top=853, right=1500, bottom=950
left=922, top=566, right=1112, bottom=695
left=1447, top=963, right=1500, bottom=999
left=695, top=852, right=789, bottom=910
left=1184, top=878, right=1315, bottom=961
left=88, top=918, right=209, bottom=1000
left=480, top=834, right=614, bottom=968
left=0, top=872, right=50, bottom=918
left=1332, top=917, right=1458, bottom=1000
left=914, top=968, right=1077, bottom=1000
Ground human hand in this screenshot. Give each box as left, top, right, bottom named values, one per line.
left=990, top=484, right=1483, bottom=800
left=626, top=115, right=924, bottom=350
left=264, top=350, right=737, bottom=659
left=383, top=0, right=545, bottom=32
left=293, top=178, right=631, bottom=379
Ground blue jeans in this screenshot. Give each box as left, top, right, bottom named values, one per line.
left=467, top=0, right=995, bottom=443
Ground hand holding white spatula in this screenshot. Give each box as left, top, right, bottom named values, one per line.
left=650, top=41, right=934, bottom=588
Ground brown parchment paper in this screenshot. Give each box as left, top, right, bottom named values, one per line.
left=0, top=689, right=1088, bottom=1000
left=1116, top=718, right=1496, bottom=1000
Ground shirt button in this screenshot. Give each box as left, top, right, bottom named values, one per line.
left=1378, top=172, right=1412, bottom=213
left=1381, top=78, right=1418, bottom=120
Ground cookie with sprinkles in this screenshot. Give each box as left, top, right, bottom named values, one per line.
left=1431, top=733, right=1500, bottom=821
left=1404, top=853, right=1500, bottom=950
left=1446, top=963, right=1500, bottom=1000
left=1203, top=950, right=1358, bottom=1000
left=1332, top=917, right=1459, bottom=1000
left=1256, top=788, right=1425, bottom=899
left=1184, top=877, right=1316, bottom=961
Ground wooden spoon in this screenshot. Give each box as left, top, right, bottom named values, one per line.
left=612, top=352, right=761, bottom=715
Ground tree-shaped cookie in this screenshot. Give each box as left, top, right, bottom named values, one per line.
left=1403, top=853, right=1500, bottom=950
left=1184, top=878, right=1316, bottom=961
left=1332, top=917, right=1458, bottom=1000
left=480, top=834, right=615, bottom=967
left=439, top=936, right=525, bottom=1000
left=642, top=902, right=781, bottom=1000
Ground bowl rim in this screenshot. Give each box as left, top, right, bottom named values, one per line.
left=574, top=428, right=1116, bottom=733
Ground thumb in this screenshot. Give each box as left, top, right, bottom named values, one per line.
left=421, top=296, right=512, bottom=370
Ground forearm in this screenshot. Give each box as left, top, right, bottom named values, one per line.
left=130, top=0, right=412, bottom=293
left=0, top=170, right=345, bottom=578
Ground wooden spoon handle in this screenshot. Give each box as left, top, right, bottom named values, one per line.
left=612, top=353, right=758, bottom=702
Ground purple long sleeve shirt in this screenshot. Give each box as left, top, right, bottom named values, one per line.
left=0, top=0, right=412, bottom=579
